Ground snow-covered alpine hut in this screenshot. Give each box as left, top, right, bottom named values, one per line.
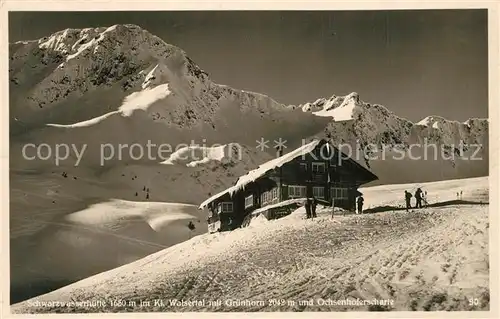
left=199, top=138, right=378, bottom=232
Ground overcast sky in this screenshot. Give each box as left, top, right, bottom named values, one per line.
left=9, top=10, right=488, bottom=122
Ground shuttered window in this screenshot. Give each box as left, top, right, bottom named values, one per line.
left=313, top=186, right=325, bottom=199
left=245, top=195, right=254, bottom=208
left=289, top=185, right=307, bottom=198
left=330, top=187, right=348, bottom=199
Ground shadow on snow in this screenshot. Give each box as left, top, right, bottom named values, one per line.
left=363, top=200, right=488, bottom=215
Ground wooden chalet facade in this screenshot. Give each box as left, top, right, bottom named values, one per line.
left=199, top=139, right=378, bottom=233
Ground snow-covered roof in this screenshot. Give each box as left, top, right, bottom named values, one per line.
left=199, top=139, right=321, bottom=209
left=198, top=138, right=378, bottom=209
left=250, top=198, right=307, bottom=216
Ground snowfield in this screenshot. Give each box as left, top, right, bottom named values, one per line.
left=11, top=176, right=489, bottom=313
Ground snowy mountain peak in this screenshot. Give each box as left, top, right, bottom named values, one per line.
left=342, top=91, right=360, bottom=105
left=9, top=24, right=213, bottom=125
left=299, top=92, right=362, bottom=121
left=417, top=115, right=449, bottom=128
left=35, top=24, right=179, bottom=58
left=9, top=26, right=488, bottom=177
left=464, top=117, right=488, bottom=128
left=416, top=116, right=488, bottom=137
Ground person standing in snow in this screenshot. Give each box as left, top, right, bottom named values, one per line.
left=422, top=190, right=429, bottom=207
left=404, top=191, right=412, bottom=211
left=356, top=195, right=364, bottom=214
left=311, top=197, right=318, bottom=218
left=305, top=198, right=312, bottom=219
left=415, top=188, right=423, bottom=208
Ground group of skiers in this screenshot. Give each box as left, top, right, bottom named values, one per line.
left=306, top=186, right=434, bottom=217
left=319, top=186, right=464, bottom=216
left=404, top=187, right=427, bottom=211
left=135, top=186, right=150, bottom=199
left=305, top=197, right=318, bottom=218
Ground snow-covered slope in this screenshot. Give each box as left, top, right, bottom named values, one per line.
left=11, top=177, right=489, bottom=313
left=9, top=24, right=489, bottom=303
left=161, top=144, right=227, bottom=167
left=9, top=142, right=274, bottom=303
left=10, top=199, right=206, bottom=304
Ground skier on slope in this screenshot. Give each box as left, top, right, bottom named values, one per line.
left=404, top=190, right=412, bottom=211
left=415, top=188, right=423, bottom=209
